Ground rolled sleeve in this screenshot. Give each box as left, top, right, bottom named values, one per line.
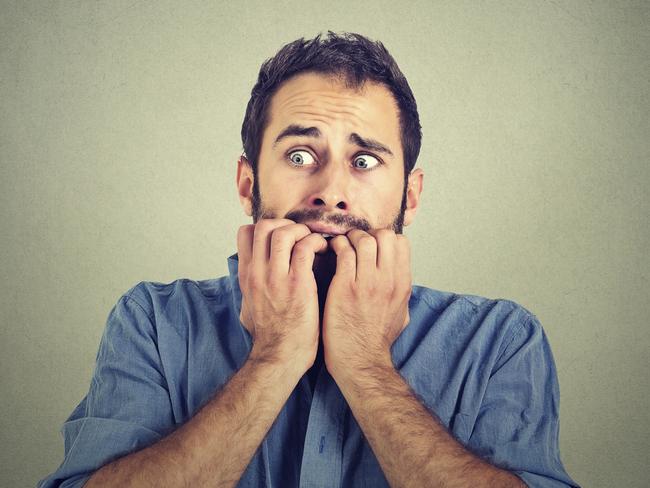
left=38, top=286, right=174, bottom=487
left=465, top=314, right=580, bottom=488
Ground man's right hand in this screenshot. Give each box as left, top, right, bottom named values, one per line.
left=237, top=219, right=328, bottom=372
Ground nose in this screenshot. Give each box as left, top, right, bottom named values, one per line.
left=306, top=163, right=350, bottom=212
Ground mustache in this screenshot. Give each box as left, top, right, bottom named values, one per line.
left=284, top=208, right=370, bottom=232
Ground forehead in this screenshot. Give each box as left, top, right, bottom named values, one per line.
left=264, top=72, right=401, bottom=150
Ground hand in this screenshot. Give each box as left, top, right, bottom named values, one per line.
left=237, top=219, right=328, bottom=372
left=322, top=229, right=411, bottom=380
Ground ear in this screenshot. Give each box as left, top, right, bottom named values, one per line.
left=403, top=168, right=424, bottom=227
left=236, top=155, right=254, bottom=217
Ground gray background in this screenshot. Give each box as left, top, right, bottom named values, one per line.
left=1, top=1, right=648, bottom=487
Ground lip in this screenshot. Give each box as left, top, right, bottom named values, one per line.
left=303, top=221, right=350, bottom=235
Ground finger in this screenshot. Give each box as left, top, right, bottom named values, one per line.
left=289, top=232, right=329, bottom=277
left=329, top=235, right=356, bottom=282
left=251, top=218, right=296, bottom=275
left=268, top=223, right=320, bottom=276
left=345, top=229, right=377, bottom=282
left=237, top=224, right=255, bottom=281
left=368, top=229, right=396, bottom=273
left=403, top=308, right=411, bottom=329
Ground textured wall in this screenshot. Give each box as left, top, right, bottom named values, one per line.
left=1, top=1, right=648, bottom=487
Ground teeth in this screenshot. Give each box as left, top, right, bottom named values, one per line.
left=320, top=233, right=334, bottom=239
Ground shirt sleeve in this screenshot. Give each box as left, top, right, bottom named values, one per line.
left=462, top=313, right=581, bottom=488
left=38, top=287, right=175, bottom=487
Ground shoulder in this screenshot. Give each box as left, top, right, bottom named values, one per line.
left=411, top=283, right=536, bottom=319
left=103, top=276, right=236, bottom=342
left=117, top=276, right=233, bottom=317
left=408, top=284, right=542, bottom=353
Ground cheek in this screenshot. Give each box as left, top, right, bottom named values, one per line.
left=361, top=176, right=402, bottom=206
left=365, top=180, right=405, bottom=225
left=260, top=172, right=306, bottom=208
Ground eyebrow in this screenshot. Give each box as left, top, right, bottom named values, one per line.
left=272, top=124, right=394, bottom=157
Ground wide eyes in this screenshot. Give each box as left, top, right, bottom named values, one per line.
left=288, top=150, right=317, bottom=167
left=287, top=150, right=381, bottom=170
left=352, top=154, right=381, bottom=170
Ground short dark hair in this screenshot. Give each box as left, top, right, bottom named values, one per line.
left=240, top=31, right=422, bottom=181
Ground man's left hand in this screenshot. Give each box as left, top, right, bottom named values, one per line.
left=322, top=229, right=412, bottom=380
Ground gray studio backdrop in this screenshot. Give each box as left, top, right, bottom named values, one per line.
left=1, top=1, right=648, bottom=487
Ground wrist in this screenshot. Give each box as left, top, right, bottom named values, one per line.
left=249, top=343, right=313, bottom=378
left=327, top=351, right=394, bottom=388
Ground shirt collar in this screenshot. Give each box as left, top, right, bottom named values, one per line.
left=227, top=252, right=253, bottom=349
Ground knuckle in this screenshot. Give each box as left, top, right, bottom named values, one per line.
left=297, top=222, right=311, bottom=233
left=291, top=248, right=309, bottom=264
left=340, top=248, right=354, bottom=259
left=292, top=239, right=308, bottom=253
left=292, top=254, right=307, bottom=268
left=237, top=225, right=254, bottom=242
left=294, top=233, right=316, bottom=247
left=365, top=279, right=378, bottom=292
left=238, top=266, right=249, bottom=281
left=358, top=235, right=376, bottom=248
left=272, top=225, right=292, bottom=236
left=260, top=218, right=288, bottom=233
left=270, top=228, right=289, bottom=250
left=381, top=282, right=395, bottom=298
left=256, top=219, right=274, bottom=234
left=248, top=275, right=262, bottom=292
left=237, top=224, right=250, bottom=236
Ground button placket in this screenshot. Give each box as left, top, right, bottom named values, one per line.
left=298, top=367, right=347, bottom=488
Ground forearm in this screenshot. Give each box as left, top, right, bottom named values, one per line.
left=334, top=362, right=526, bottom=488
left=86, top=349, right=305, bottom=488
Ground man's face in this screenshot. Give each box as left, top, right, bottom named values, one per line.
left=238, top=71, right=422, bottom=245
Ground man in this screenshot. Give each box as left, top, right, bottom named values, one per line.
left=40, top=32, right=579, bottom=487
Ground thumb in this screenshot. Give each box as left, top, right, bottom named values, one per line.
left=403, top=308, right=410, bottom=329
left=239, top=299, right=252, bottom=334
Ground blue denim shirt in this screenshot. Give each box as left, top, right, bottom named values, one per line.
left=39, top=253, right=579, bottom=487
